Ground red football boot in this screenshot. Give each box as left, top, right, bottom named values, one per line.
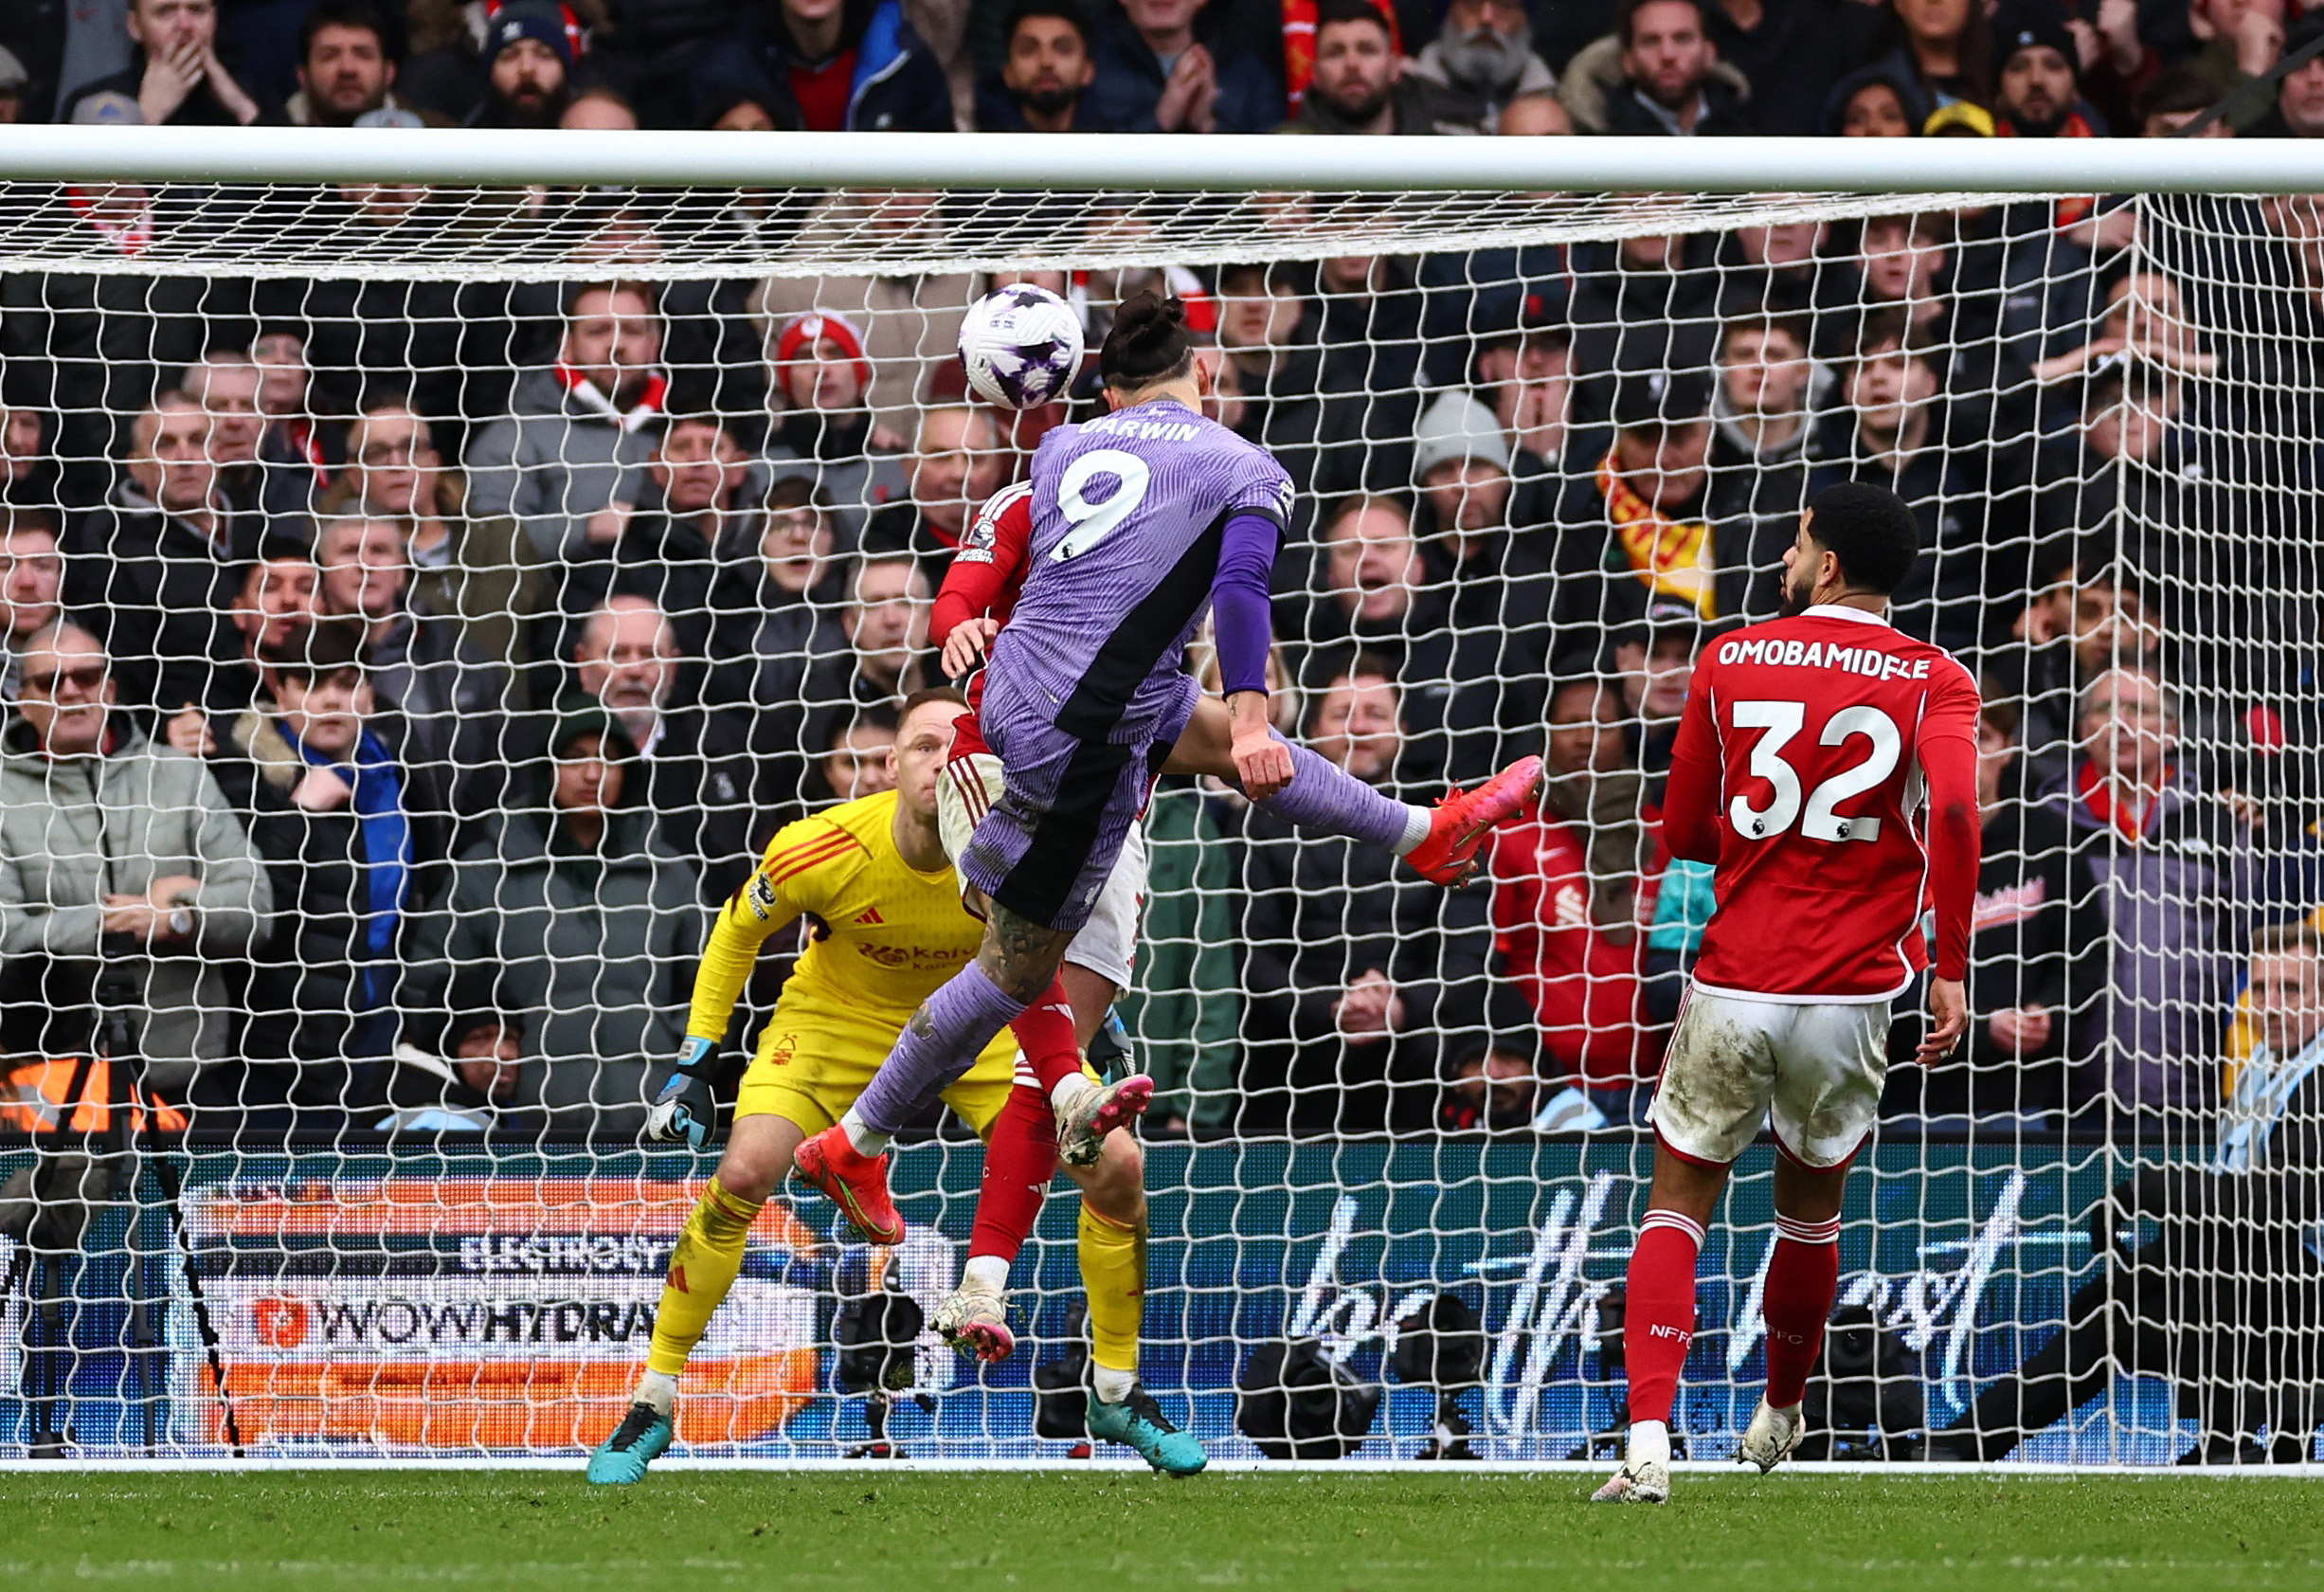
left=793, top=1126, right=906, bottom=1246
left=1403, top=755, right=1545, bottom=886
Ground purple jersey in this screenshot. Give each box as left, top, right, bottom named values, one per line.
left=982, top=398, right=1293, bottom=743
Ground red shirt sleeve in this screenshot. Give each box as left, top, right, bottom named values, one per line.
left=1661, top=664, right=1722, bottom=864
left=930, top=486, right=1032, bottom=646
left=1918, top=665, right=1984, bottom=984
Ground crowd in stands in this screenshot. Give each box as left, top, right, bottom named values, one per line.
left=0, top=0, right=2318, bottom=1149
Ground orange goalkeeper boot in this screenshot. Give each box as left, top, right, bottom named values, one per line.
left=1402, top=755, right=1544, bottom=886
left=793, top=1126, right=906, bottom=1246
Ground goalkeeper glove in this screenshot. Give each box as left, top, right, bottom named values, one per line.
left=643, top=1036, right=720, bottom=1149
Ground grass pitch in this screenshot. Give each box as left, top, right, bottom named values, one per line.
left=0, top=1471, right=2317, bottom=1591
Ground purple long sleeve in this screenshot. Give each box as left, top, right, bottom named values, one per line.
left=1210, top=510, right=1282, bottom=696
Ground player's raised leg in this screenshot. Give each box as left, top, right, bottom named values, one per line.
left=1162, top=696, right=1541, bottom=887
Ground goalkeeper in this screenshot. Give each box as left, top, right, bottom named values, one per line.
left=587, top=687, right=1197, bottom=1482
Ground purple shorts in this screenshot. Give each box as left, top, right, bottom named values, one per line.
left=957, top=671, right=1198, bottom=933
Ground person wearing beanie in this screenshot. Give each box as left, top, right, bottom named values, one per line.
left=1994, top=14, right=2103, bottom=136
left=468, top=0, right=577, bottom=128
left=765, top=310, right=911, bottom=545
left=1412, top=387, right=1519, bottom=557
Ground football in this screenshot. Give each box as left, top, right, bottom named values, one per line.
left=958, top=283, right=1085, bottom=410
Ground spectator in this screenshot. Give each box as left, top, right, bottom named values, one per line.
left=314, top=514, right=522, bottom=829
left=1710, top=310, right=1817, bottom=521
left=2047, top=663, right=2248, bottom=1118
left=1874, top=0, right=1995, bottom=114
left=818, top=707, right=900, bottom=803
left=1287, top=0, right=1450, bottom=135
left=1565, top=231, right=1723, bottom=423
left=1438, top=1040, right=1545, bottom=1132
left=0, top=45, right=25, bottom=126
left=1992, top=16, right=2103, bottom=138
left=0, top=405, right=47, bottom=507
left=1923, top=919, right=2323, bottom=1463
left=284, top=1, right=416, bottom=128
left=802, top=552, right=933, bottom=758
left=468, top=1, right=576, bottom=129
left=1485, top=677, right=1653, bottom=1116
left=1086, top=0, right=1284, bottom=134
left=1807, top=317, right=1998, bottom=655
left=1235, top=659, right=1496, bottom=1134
left=2135, top=59, right=2245, bottom=138
left=764, top=311, right=912, bottom=543
left=319, top=399, right=529, bottom=675
left=1563, top=0, right=1755, bottom=136
left=978, top=0, right=1118, bottom=131
left=1991, top=554, right=2163, bottom=781
left=182, top=350, right=310, bottom=534
left=571, top=594, right=760, bottom=896
left=707, top=478, right=848, bottom=813
left=1308, top=254, right=1428, bottom=496
left=466, top=282, right=668, bottom=566
left=1, top=185, right=247, bottom=509
left=1405, top=0, right=1558, bottom=134
left=207, top=622, right=446, bottom=1117
left=2252, top=10, right=2324, bottom=136
left=1611, top=599, right=1707, bottom=788
left=0, top=621, right=271, bottom=1106
left=64, top=391, right=257, bottom=713
left=1823, top=58, right=1930, bottom=136
left=159, top=550, right=320, bottom=741
left=562, top=83, right=641, bottom=130
left=1893, top=696, right=2072, bottom=1124
left=1702, top=0, right=1872, bottom=136
left=693, top=0, right=957, bottom=132
left=1213, top=261, right=1327, bottom=519
left=754, top=193, right=977, bottom=440
left=408, top=703, right=701, bottom=1138
left=379, top=1015, right=531, bottom=1133
left=251, top=332, right=328, bottom=501
left=63, top=0, right=261, bottom=127
left=862, top=405, right=1006, bottom=579
left=1553, top=371, right=1787, bottom=656
left=565, top=414, right=757, bottom=661
left=1, top=512, right=66, bottom=699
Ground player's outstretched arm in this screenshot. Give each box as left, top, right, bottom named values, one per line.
left=642, top=845, right=806, bottom=1146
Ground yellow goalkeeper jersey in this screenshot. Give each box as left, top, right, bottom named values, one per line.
left=686, top=789, right=989, bottom=1046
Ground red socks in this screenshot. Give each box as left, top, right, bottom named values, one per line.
left=1762, top=1213, right=1842, bottom=1408
left=967, top=1083, right=1059, bottom=1266
left=1623, top=1210, right=1705, bottom=1425
left=1009, top=978, right=1084, bottom=1094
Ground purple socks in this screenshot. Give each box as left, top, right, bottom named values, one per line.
left=852, top=962, right=1029, bottom=1136
left=1255, top=736, right=1420, bottom=852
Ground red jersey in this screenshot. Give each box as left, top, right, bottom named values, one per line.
left=1486, top=812, right=1648, bottom=1088
left=930, top=480, right=1033, bottom=718
left=1663, top=605, right=1982, bottom=1003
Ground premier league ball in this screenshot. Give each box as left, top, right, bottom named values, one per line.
left=958, top=283, right=1084, bottom=410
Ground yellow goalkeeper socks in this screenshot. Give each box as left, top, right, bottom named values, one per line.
left=646, top=1179, right=764, bottom=1377
left=1078, top=1202, right=1146, bottom=1384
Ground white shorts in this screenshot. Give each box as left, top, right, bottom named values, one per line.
left=937, top=749, right=1145, bottom=991
left=1647, top=986, right=1892, bottom=1169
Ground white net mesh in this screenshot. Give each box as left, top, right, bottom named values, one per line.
left=0, top=169, right=2315, bottom=1465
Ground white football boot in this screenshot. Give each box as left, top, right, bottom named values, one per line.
left=1738, top=1399, right=1806, bottom=1474
left=1592, top=1422, right=1673, bottom=1504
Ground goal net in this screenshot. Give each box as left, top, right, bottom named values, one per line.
left=0, top=136, right=2314, bottom=1467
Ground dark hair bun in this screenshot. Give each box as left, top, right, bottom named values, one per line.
left=1100, top=291, right=1196, bottom=389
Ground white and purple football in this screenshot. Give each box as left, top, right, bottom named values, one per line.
left=958, top=283, right=1084, bottom=411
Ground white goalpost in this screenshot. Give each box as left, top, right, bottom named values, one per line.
left=0, top=130, right=2316, bottom=1469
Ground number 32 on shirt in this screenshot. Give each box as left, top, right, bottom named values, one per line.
left=1726, top=699, right=1904, bottom=844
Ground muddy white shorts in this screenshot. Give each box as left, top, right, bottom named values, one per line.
left=1647, top=986, right=1893, bottom=1169
left=937, top=749, right=1145, bottom=991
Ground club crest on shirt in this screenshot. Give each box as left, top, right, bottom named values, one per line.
left=746, top=874, right=779, bottom=920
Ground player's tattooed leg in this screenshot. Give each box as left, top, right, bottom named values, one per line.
left=978, top=901, right=1077, bottom=1004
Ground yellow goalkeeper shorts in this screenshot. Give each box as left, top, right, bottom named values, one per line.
left=732, top=996, right=1021, bottom=1139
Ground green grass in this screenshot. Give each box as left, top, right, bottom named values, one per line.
left=0, top=1472, right=2317, bottom=1591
